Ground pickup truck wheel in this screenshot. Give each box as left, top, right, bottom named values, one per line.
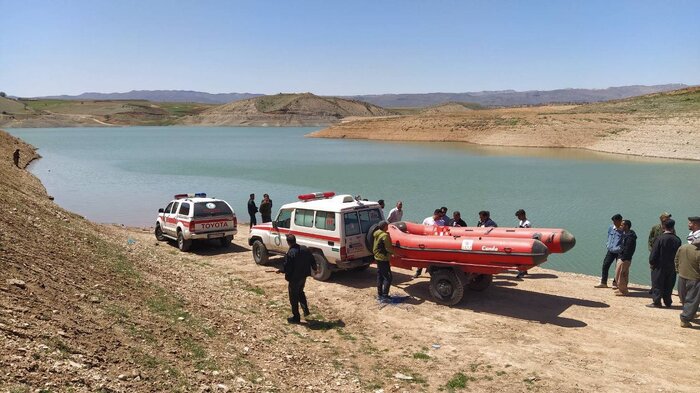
left=155, top=224, right=165, bottom=241
left=220, top=235, right=233, bottom=247
left=429, top=269, right=465, bottom=306
left=467, top=274, right=493, bottom=292
left=252, top=240, right=269, bottom=265
left=312, top=253, right=332, bottom=281
left=177, top=231, right=191, bottom=252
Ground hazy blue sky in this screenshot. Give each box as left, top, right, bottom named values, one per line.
left=1, top=0, right=698, bottom=96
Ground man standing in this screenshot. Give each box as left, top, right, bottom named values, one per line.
left=422, top=209, right=442, bottom=226
left=477, top=211, right=497, bottom=227
left=280, top=234, right=318, bottom=324
left=687, top=216, right=700, bottom=244
left=613, top=220, right=637, bottom=296
left=648, top=219, right=682, bottom=308
left=378, top=199, right=385, bottom=210
left=440, top=207, right=452, bottom=226
left=595, top=214, right=623, bottom=289
left=247, top=193, right=258, bottom=229
left=387, top=201, right=403, bottom=223
left=515, top=209, right=532, bottom=279
left=259, top=193, right=273, bottom=223
left=676, top=238, right=700, bottom=328
left=648, top=212, right=672, bottom=251
left=13, top=148, right=20, bottom=168
left=452, top=211, right=467, bottom=227
left=373, top=221, right=394, bottom=300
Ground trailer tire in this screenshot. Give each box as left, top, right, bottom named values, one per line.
left=467, top=274, right=493, bottom=292
left=429, top=269, right=465, bottom=306
left=252, top=240, right=269, bottom=265
left=312, top=253, right=332, bottom=281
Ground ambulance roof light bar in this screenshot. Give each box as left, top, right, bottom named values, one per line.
left=297, top=191, right=335, bottom=201
left=174, top=193, right=207, bottom=199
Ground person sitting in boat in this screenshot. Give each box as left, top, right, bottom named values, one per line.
left=452, top=211, right=467, bottom=227
left=440, top=207, right=452, bottom=226
left=477, top=210, right=497, bottom=227
left=422, top=209, right=443, bottom=226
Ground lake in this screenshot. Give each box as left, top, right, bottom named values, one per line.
left=8, top=126, right=700, bottom=285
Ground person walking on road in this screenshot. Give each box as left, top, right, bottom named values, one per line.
left=280, top=234, right=318, bottom=324
left=373, top=221, right=394, bottom=300
left=259, top=193, right=273, bottom=223
left=648, top=219, right=682, bottom=308
left=247, top=193, right=258, bottom=229
left=515, top=209, right=532, bottom=279
left=613, top=220, right=637, bottom=296
left=676, top=238, right=700, bottom=328
left=595, top=214, right=623, bottom=288
left=13, top=148, right=20, bottom=168
left=387, top=201, right=403, bottom=223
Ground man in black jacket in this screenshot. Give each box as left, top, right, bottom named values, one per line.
left=613, top=220, right=636, bottom=296
left=648, top=219, right=682, bottom=307
left=281, top=234, right=318, bottom=323
left=247, top=194, right=258, bottom=229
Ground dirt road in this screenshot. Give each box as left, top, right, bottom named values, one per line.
left=120, top=225, right=699, bottom=392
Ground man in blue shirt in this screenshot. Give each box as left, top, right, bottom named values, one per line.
left=595, top=214, right=623, bottom=288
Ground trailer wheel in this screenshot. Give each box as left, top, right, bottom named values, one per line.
left=467, top=274, right=493, bottom=292
left=252, top=240, right=269, bottom=265
left=312, top=253, right=332, bottom=281
left=429, top=269, right=465, bottom=306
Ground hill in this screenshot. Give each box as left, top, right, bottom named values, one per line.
left=311, top=86, right=700, bottom=161
left=180, top=93, right=394, bottom=126
left=0, top=99, right=213, bottom=128
left=36, top=90, right=263, bottom=104
left=344, top=84, right=688, bottom=108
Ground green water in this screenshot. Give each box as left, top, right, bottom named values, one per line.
left=8, top=126, right=700, bottom=284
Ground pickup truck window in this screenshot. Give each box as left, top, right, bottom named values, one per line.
left=165, top=202, right=175, bottom=214
left=178, top=202, right=191, bottom=216
left=294, top=209, right=314, bottom=227
left=277, top=209, right=292, bottom=229
left=169, top=202, right=180, bottom=214
left=193, top=201, right=233, bottom=217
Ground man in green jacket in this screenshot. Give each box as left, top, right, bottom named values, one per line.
left=373, top=221, right=394, bottom=300
left=676, top=238, right=700, bottom=328
left=648, top=212, right=672, bottom=251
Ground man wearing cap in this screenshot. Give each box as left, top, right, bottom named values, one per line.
left=373, top=221, right=394, bottom=300
left=675, top=238, right=700, bottom=328
left=595, top=214, right=623, bottom=288
left=648, top=212, right=672, bottom=251
left=687, top=216, right=700, bottom=244
left=648, top=219, right=682, bottom=308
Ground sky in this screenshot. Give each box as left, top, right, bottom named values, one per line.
left=1, top=0, right=699, bottom=97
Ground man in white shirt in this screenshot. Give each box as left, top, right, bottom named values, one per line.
left=387, top=201, right=403, bottom=223
left=688, top=216, right=700, bottom=244
left=515, top=209, right=532, bottom=279
left=422, top=209, right=442, bottom=226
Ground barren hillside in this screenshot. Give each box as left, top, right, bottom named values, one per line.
left=180, top=93, right=394, bottom=126
left=310, top=87, right=700, bottom=161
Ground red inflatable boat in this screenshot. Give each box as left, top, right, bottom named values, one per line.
left=392, top=221, right=576, bottom=253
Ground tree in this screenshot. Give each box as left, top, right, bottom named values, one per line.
left=0, top=92, right=6, bottom=98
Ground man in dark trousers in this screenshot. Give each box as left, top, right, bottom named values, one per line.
left=280, top=234, right=317, bottom=324
left=13, top=148, right=20, bottom=168
left=247, top=193, right=258, bottom=229
left=648, top=219, right=682, bottom=308
left=373, top=221, right=394, bottom=300
left=676, top=238, right=700, bottom=328
left=595, top=214, right=623, bottom=288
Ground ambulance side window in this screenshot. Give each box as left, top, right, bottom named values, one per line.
left=315, top=211, right=336, bottom=231
left=294, top=209, right=314, bottom=228
left=178, top=202, right=191, bottom=216
left=277, top=209, right=292, bottom=229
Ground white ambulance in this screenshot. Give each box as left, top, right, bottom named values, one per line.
left=155, top=193, right=238, bottom=252
left=248, top=192, right=384, bottom=281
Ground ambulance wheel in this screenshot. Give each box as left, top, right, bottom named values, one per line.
left=155, top=224, right=165, bottom=241
left=252, top=240, right=269, bottom=265
left=177, top=231, right=191, bottom=252
left=467, top=274, right=493, bottom=292
left=312, top=253, right=332, bottom=281
left=220, top=235, right=233, bottom=247
left=429, top=269, right=465, bottom=306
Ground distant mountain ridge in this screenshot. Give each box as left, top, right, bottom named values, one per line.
left=343, top=84, right=688, bottom=108
left=38, top=90, right=264, bottom=104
